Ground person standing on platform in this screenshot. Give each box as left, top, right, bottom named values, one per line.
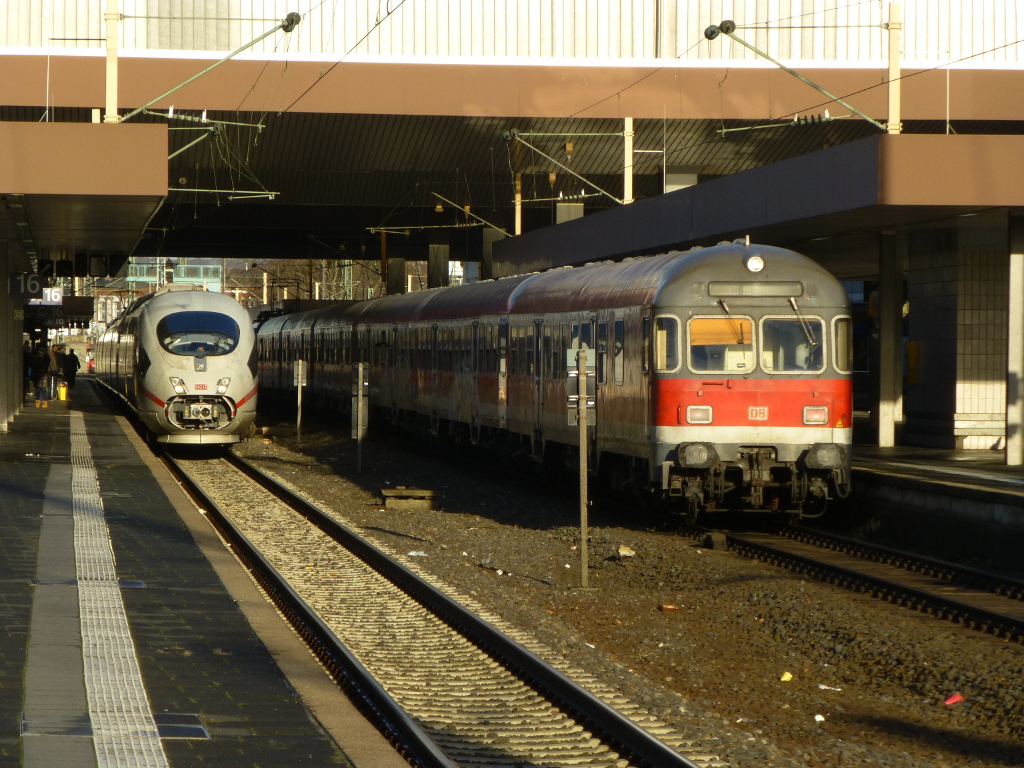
left=63, top=348, right=81, bottom=389
left=23, top=341, right=32, bottom=399
left=30, top=347, right=51, bottom=408
left=46, top=345, right=61, bottom=400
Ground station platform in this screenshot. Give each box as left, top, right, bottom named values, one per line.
left=845, top=439, right=1024, bottom=573
left=0, top=380, right=406, bottom=768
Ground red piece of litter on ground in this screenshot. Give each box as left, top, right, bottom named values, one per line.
left=945, top=692, right=964, bottom=706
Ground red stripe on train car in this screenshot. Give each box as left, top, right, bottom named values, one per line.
left=140, top=386, right=166, bottom=408
left=236, top=385, right=258, bottom=409
left=653, top=377, right=852, bottom=429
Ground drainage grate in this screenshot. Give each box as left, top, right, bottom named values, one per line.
left=154, top=713, right=209, bottom=739
left=10, top=452, right=72, bottom=464
left=32, top=578, right=147, bottom=589
left=21, top=712, right=92, bottom=737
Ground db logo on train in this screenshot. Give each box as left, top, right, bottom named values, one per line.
left=749, top=406, right=769, bottom=421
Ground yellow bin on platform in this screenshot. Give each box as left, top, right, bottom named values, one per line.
left=57, top=382, right=68, bottom=401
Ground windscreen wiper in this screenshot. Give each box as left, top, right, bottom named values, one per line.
left=788, top=297, right=818, bottom=347
left=717, top=299, right=746, bottom=344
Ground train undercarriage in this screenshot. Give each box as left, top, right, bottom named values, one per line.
left=666, top=442, right=851, bottom=521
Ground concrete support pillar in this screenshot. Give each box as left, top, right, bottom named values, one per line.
left=623, top=117, right=634, bottom=204
left=1006, top=217, right=1024, bottom=465
left=0, top=255, right=9, bottom=431
left=427, top=244, right=450, bottom=289
left=104, top=0, right=120, bottom=123
left=386, top=258, right=406, bottom=296
left=877, top=232, right=904, bottom=447
left=481, top=229, right=504, bottom=281
left=514, top=174, right=522, bottom=236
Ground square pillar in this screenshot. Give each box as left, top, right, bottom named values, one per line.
left=905, top=225, right=1009, bottom=448
left=427, top=244, right=450, bottom=289
left=876, top=232, right=905, bottom=447
left=1006, top=216, right=1024, bottom=464
left=385, top=258, right=407, bottom=296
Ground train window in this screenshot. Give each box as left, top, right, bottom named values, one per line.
left=760, top=317, right=825, bottom=373
left=833, top=316, right=853, bottom=373
left=551, top=325, right=563, bottom=380
left=597, top=322, right=608, bottom=384
left=499, top=318, right=508, bottom=376
left=580, top=322, right=592, bottom=350
left=654, top=316, right=680, bottom=372
left=526, top=325, right=535, bottom=377
left=642, top=317, right=651, bottom=373
left=508, top=326, right=517, bottom=374
left=614, top=320, right=624, bottom=385
left=157, top=311, right=239, bottom=356
left=688, top=317, right=754, bottom=373
left=491, top=323, right=500, bottom=374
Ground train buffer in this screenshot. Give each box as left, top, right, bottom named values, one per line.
left=381, top=486, right=437, bottom=512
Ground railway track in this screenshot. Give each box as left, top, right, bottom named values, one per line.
left=706, top=524, right=1024, bottom=643
left=165, top=451, right=727, bottom=768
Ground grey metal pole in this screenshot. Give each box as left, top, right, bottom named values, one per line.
left=119, top=13, right=301, bottom=123
left=578, top=350, right=590, bottom=589
left=705, top=21, right=886, bottom=132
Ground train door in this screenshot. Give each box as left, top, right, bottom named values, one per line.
left=498, top=317, right=508, bottom=429
left=532, top=319, right=544, bottom=451
left=430, top=325, right=439, bottom=433
left=642, top=314, right=652, bottom=435
left=471, top=321, right=481, bottom=442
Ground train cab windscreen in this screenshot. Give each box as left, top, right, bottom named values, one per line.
left=157, top=311, right=240, bottom=357
left=760, top=317, right=825, bottom=372
left=687, top=316, right=755, bottom=372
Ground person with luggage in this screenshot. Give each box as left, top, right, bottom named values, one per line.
left=62, top=348, right=82, bottom=389
left=30, top=346, right=52, bottom=408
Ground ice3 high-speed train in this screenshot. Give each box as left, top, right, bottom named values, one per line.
left=95, top=285, right=258, bottom=445
left=258, top=242, right=853, bottom=519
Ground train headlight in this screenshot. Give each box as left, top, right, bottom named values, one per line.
left=677, top=442, right=718, bottom=469
left=169, top=376, right=187, bottom=395
left=216, top=377, right=231, bottom=394
left=803, top=406, right=829, bottom=425
left=686, top=405, right=713, bottom=424
left=804, top=443, right=845, bottom=469
left=745, top=254, right=764, bottom=273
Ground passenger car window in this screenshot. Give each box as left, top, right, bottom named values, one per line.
left=761, top=317, right=825, bottom=372
left=654, top=316, right=680, bottom=372
left=688, top=316, right=754, bottom=372
left=833, top=316, right=853, bottom=374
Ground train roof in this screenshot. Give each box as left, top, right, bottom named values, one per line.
left=508, top=243, right=848, bottom=314
left=256, top=243, right=847, bottom=334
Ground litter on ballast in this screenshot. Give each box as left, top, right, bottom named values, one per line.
left=818, top=684, right=842, bottom=691
left=945, top=692, right=964, bottom=706
left=407, top=550, right=428, bottom=557
left=814, top=714, right=826, bottom=723
left=780, top=672, right=794, bottom=682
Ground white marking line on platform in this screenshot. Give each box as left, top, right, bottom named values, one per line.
left=859, top=459, right=1024, bottom=487
left=71, top=412, right=169, bottom=767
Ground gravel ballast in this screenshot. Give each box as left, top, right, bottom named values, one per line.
left=233, top=426, right=1023, bottom=768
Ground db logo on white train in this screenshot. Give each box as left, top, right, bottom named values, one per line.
left=749, top=406, right=769, bottom=421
